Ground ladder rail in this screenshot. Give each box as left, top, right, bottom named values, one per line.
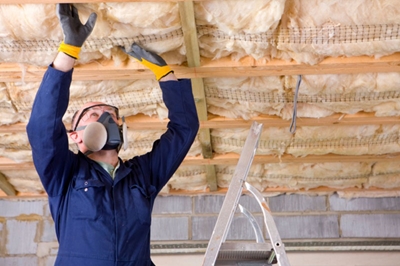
left=244, top=182, right=291, bottom=266
left=238, top=204, right=265, bottom=244
left=202, top=122, right=263, bottom=266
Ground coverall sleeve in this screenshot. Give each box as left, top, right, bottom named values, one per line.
left=134, top=79, right=199, bottom=192
left=26, top=66, right=75, bottom=197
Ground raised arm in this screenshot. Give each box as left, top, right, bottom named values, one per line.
left=54, top=4, right=97, bottom=71
left=122, top=44, right=199, bottom=191
left=26, top=4, right=97, bottom=196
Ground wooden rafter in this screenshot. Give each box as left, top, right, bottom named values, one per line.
left=1, top=153, right=399, bottom=171
left=1, top=53, right=399, bottom=82
left=1, top=112, right=398, bottom=133
left=179, top=0, right=217, bottom=191
left=2, top=186, right=400, bottom=198
left=0, top=172, right=16, bottom=196
left=182, top=152, right=400, bottom=165
left=163, top=186, right=400, bottom=196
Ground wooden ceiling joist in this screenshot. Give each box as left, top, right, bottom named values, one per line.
left=179, top=0, right=217, bottom=191
left=2, top=112, right=399, bottom=133
left=164, top=186, right=400, bottom=196
left=0, top=172, right=16, bottom=196
left=1, top=153, right=399, bottom=171
left=1, top=53, right=399, bottom=82
left=182, top=152, right=400, bottom=165
left=203, top=112, right=400, bottom=128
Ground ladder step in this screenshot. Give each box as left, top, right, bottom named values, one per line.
left=216, top=261, right=273, bottom=266
left=216, top=242, right=277, bottom=265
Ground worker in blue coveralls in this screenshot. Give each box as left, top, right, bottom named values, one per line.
left=26, top=4, right=199, bottom=266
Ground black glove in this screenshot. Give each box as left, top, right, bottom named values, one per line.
left=121, top=43, right=173, bottom=81
left=57, top=4, right=97, bottom=59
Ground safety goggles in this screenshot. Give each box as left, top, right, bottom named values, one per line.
left=71, top=104, right=119, bottom=132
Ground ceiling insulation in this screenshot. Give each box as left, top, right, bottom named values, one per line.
left=0, top=0, right=399, bottom=198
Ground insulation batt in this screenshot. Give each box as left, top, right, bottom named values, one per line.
left=204, top=76, right=285, bottom=120
left=218, top=161, right=400, bottom=191
left=0, top=3, right=185, bottom=66
left=5, top=72, right=399, bottom=126
left=195, top=0, right=285, bottom=60
left=3, top=159, right=400, bottom=193
left=0, top=165, right=208, bottom=195
left=0, top=1, right=399, bottom=65
left=337, top=191, right=400, bottom=199
left=0, top=4, right=63, bottom=64
left=0, top=131, right=80, bottom=163
left=284, top=73, right=400, bottom=118
left=1, top=2, right=400, bottom=197
left=204, top=73, right=400, bottom=121
left=278, top=0, right=400, bottom=64
left=167, top=165, right=208, bottom=192
left=217, top=164, right=266, bottom=191
left=1, top=170, right=44, bottom=194
left=0, top=128, right=201, bottom=163
left=118, top=129, right=202, bottom=160
left=216, top=162, right=378, bottom=191
left=368, top=161, right=400, bottom=189
left=211, top=124, right=400, bottom=157
left=0, top=132, right=32, bottom=163
left=5, top=79, right=169, bottom=125
left=260, top=162, right=371, bottom=189
left=0, top=84, right=24, bottom=125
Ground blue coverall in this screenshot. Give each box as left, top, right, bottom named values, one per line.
left=26, top=65, right=199, bottom=266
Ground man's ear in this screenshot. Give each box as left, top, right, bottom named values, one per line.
left=69, top=131, right=82, bottom=144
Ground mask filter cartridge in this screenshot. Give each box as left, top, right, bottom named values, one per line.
left=80, top=112, right=124, bottom=154
left=82, top=122, right=108, bottom=152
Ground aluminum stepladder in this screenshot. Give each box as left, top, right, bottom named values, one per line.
left=202, top=122, right=291, bottom=266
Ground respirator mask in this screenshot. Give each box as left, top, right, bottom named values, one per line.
left=72, top=104, right=128, bottom=155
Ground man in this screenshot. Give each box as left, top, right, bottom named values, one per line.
left=26, top=4, right=199, bottom=266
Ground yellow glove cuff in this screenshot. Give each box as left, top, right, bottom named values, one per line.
left=141, top=58, right=172, bottom=81
left=58, top=42, right=81, bottom=59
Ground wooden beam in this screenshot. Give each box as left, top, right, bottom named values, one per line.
left=179, top=0, right=217, bottom=191
left=204, top=112, right=400, bottom=128
left=0, top=172, right=16, bottom=196
left=1, top=153, right=399, bottom=171
left=181, top=152, right=400, bottom=165
left=4, top=186, right=400, bottom=198
left=2, top=112, right=399, bottom=133
left=0, top=157, right=35, bottom=170
left=179, top=1, right=201, bottom=68
left=162, top=186, right=400, bottom=196
left=193, top=53, right=400, bottom=77
left=1, top=53, right=400, bottom=82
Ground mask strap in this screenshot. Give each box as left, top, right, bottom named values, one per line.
left=84, top=150, right=93, bottom=156
left=75, top=125, right=87, bottom=131
left=122, top=116, right=128, bottom=151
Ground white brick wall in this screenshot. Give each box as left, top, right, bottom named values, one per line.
left=1, top=194, right=400, bottom=265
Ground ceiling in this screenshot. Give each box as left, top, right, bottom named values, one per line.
left=0, top=0, right=400, bottom=198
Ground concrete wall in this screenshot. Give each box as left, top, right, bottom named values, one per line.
left=1, top=194, right=400, bottom=265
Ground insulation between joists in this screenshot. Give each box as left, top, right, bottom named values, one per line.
left=1, top=0, right=400, bottom=196
left=0, top=1, right=399, bottom=65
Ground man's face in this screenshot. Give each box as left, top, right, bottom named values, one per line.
left=72, top=103, right=119, bottom=132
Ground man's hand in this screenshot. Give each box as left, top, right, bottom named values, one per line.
left=57, top=4, right=97, bottom=59
left=121, top=43, right=173, bottom=81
